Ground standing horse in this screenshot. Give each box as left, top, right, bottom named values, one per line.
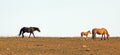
left=81, top=30, right=91, bottom=39
left=92, top=28, right=109, bottom=40
left=19, top=27, right=40, bottom=38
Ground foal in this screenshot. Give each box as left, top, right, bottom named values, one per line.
left=81, top=30, right=91, bottom=40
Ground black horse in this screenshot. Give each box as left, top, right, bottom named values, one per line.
left=19, top=27, right=40, bottom=38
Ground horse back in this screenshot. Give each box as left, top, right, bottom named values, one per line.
left=92, top=28, right=108, bottom=34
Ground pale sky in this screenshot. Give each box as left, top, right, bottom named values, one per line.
left=0, top=0, right=120, bottom=37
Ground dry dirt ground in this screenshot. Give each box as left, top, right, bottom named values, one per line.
left=0, top=37, right=119, bottom=55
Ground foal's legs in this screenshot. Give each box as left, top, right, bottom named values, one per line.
left=85, top=35, right=88, bottom=40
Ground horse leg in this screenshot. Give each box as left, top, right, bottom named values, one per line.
left=107, top=35, right=109, bottom=40
left=29, top=33, right=31, bottom=38
left=32, top=33, right=35, bottom=38
left=94, top=34, right=96, bottom=40
left=93, top=35, right=95, bottom=40
left=92, top=34, right=94, bottom=40
left=101, top=34, right=103, bottom=40
left=93, top=34, right=96, bottom=40
left=86, top=35, right=88, bottom=40
left=104, top=34, right=106, bottom=40
left=22, top=33, right=24, bottom=38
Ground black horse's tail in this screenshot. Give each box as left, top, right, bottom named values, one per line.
left=92, top=29, right=95, bottom=40
left=19, top=28, right=23, bottom=36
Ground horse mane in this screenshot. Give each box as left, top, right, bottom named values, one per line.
left=32, top=27, right=39, bottom=30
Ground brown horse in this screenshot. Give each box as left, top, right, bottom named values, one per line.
left=19, top=27, right=40, bottom=38
left=92, top=28, right=110, bottom=40
left=81, top=30, right=91, bottom=39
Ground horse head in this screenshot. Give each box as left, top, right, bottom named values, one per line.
left=36, top=28, right=40, bottom=32
left=88, top=30, right=91, bottom=34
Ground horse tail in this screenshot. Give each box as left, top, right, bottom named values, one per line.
left=92, top=29, right=95, bottom=40
left=19, top=28, right=23, bottom=36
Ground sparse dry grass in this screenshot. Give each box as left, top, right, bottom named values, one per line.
left=0, top=37, right=119, bottom=55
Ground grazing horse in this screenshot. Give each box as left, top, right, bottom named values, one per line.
left=92, top=28, right=109, bottom=40
left=19, top=27, right=40, bottom=38
left=81, top=30, right=91, bottom=39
